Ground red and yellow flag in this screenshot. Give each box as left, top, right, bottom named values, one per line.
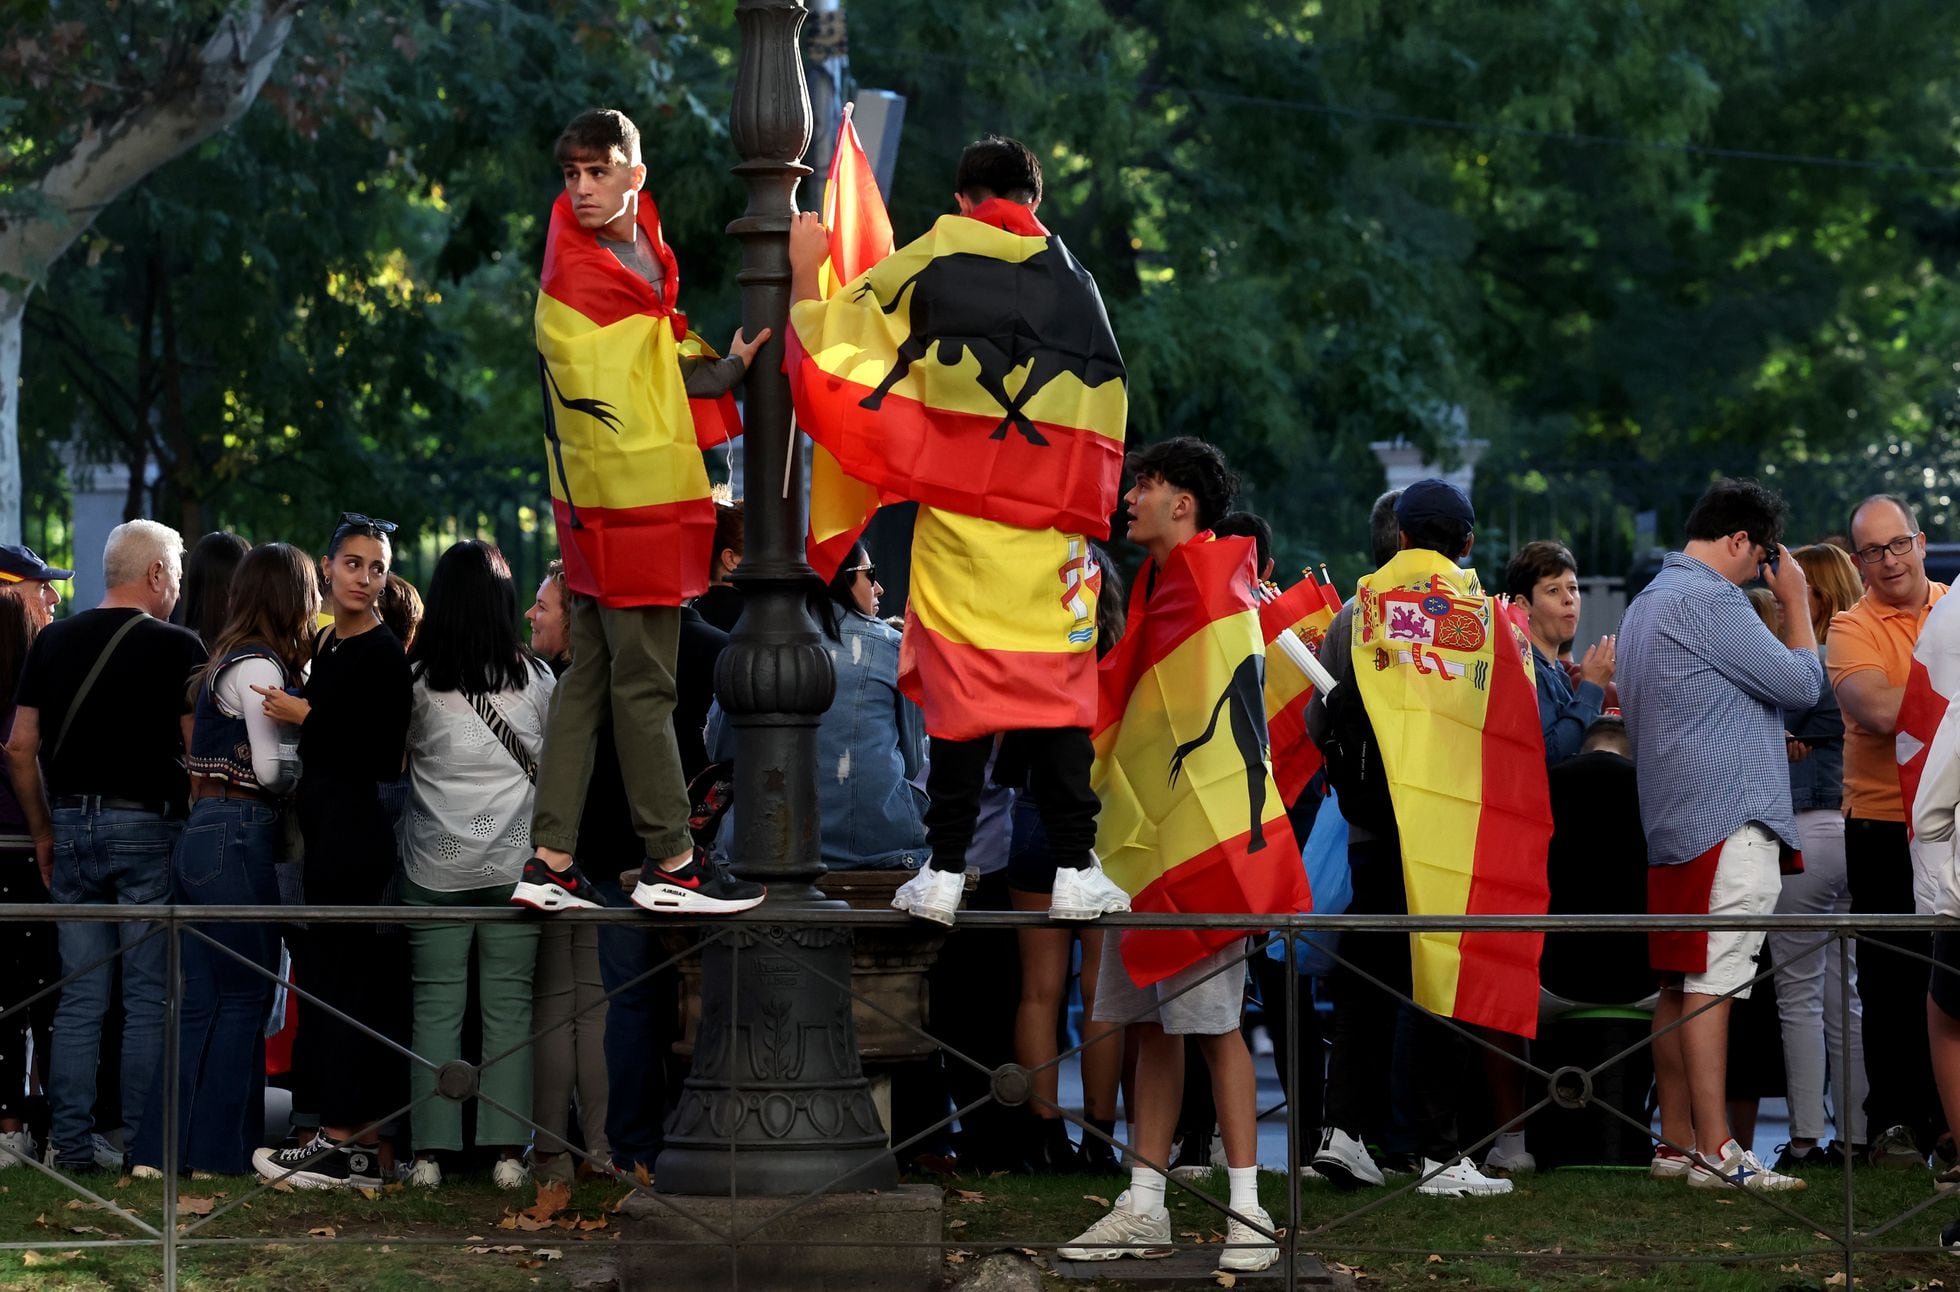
left=1258, top=574, right=1341, bottom=807
left=806, top=109, right=897, bottom=581
left=1350, top=548, right=1552, bottom=1037
left=536, top=191, right=713, bottom=607
left=787, top=198, right=1126, bottom=537
left=899, top=508, right=1101, bottom=740
left=680, top=333, right=743, bottom=450
left=1092, top=535, right=1312, bottom=987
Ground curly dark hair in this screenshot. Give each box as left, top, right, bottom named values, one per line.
left=1124, top=437, right=1239, bottom=532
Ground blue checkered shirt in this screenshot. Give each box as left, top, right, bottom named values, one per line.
left=1618, top=552, right=1825, bottom=866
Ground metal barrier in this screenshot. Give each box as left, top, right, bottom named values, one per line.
left=0, top=902, right=1951, bottom=1289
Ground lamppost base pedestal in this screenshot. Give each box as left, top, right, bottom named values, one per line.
left=620, top=1182, right=941, bottom=1291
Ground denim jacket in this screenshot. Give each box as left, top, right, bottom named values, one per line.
left=1786, top=641, right=1846, bottom=813
left=710, top=605, right=929, bottom=869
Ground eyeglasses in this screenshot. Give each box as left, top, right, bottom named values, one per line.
left=1854, top=533, right=1920, bottom=565
left=845, top=563, right=877, bottom=582
left=338, top=511, right=399, bottom=535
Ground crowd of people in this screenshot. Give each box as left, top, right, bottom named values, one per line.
left=9, top=100, right=1960, bottom=1277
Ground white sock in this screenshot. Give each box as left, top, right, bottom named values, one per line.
left=1494, top=1131, right=1527, bottom=1158
left=1126, top=1167, right=1165, bottom=1215
left=1227, top=1165, right=1259, bottom=1213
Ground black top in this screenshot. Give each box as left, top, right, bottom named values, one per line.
left=18, top=608, right=205, bottom=805
left=1543, top=749, right=1652, bottom=1006
left=298, top=623, right=412, bottom=787
left=675, top=606, right=729, bottom=783
left=693, top=584, right=742, bottom=635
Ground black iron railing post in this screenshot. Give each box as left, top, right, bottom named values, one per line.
left=162, top=913, right=180, bottom=1290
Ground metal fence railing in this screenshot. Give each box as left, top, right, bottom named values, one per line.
left=0, top=902, right=1952, bottom=1289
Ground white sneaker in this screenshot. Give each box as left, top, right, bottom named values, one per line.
left=1310, top=1127, right=1384, bottom=1190
left=1416, top=1157, right=1514, bottom=1197
left=1688, top=1146, right=1805, bottom=1193
left=1651, top=1148, right=1693, bottom=1180
left=408, top=1158, right=442, bottom=1188
left=130, top=1164, right=163, bottom=1180
left=891, top=866, right=963, bottom=926
left=1056, top=1202, right=1173, bottom=1261
left=1048, top=856, right=1132, bottom=921
left=1483, top=1141, right=1537, bottom=1176
left=492, top=1157, right=530, bottom=1190
left=1218, top=1203, right=1280, bottom=1273
left=0, top=1129, right=31, bottom=1168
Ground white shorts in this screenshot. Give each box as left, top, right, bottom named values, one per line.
left=1684, top=824, right=1782, bottom=999
left=1091, top=935, right=1248, bottom=1036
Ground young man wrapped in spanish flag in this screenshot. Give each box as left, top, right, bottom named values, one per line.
left=787, top=136, right=1132, bottom=926
left=1303, top=479, right=1551, bottom=1197
left=512, top=108, right=772, bottom=918
left=1057, top=438, right=1305, bottom=1273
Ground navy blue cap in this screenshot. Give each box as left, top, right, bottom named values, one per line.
left=0, top=544, right=71, bottom=584
left=1393, top=478, right=1475, bottom=530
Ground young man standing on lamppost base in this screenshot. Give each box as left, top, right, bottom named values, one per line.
left=512, top=107, right=770, bottom=918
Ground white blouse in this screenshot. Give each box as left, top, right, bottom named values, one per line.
left=400, top=665, right=554, bottom=891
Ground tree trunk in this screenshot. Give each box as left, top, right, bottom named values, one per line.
left=0, top=1, right=301, bottom=539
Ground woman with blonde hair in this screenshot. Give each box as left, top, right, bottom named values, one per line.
left=1768, top=541, right=1867, bottom=1170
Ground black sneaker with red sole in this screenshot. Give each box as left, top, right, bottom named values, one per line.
left=510, top=856, right=607, bottom=912
left=629, top=850, right=765, bottom=915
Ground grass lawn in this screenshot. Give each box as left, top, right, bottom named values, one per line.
left=2, top=1160, right=1957, bottom=1289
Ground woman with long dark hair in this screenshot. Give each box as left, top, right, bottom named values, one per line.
left=131, top=543, right=316, bottom=1177
left=400, top=541, right=552, bottom=1189
left=0, top=595, right=54, bottom=1170
left=250, top=514, right=412, bottom=1190
left=177, top=531, right=251, bottom=648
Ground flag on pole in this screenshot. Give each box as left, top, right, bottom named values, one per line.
left=1350, top=548, right=1552, bottom=1037
left=535, top=190, right=713, bottom=607
left=806, top=108, right=897, bottom=580
left=1092, top=534, right=1312, bottom=986
left=787, top=197, right=1126, bottom=537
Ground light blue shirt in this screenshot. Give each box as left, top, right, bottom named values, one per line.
left=1618, top=552, right=1824, bottom=866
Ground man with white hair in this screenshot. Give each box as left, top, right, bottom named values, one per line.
left=2, top=519, right=204, bottom=1174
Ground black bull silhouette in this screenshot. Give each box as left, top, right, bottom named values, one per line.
left=851, top=239, right=1125, bottom=444
left=1166, top=653, right=1272, bottom=853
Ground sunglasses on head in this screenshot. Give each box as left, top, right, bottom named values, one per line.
left=338, top=511, right=399, bottom=535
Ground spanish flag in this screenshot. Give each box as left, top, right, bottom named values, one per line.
left=899, top=507, right=1101, bottom=741
left=1258, top=575, right=1340, bottom=807
left=536, top=190, right=713, bottom=607
left=680, top=333, right=743, bottom=451
left=1350, top=548, right=1551, bottom=1037
left=1093, top=535, right=1312, bottom=986
left=807, top=109, right=896, bottom=582
left=787, top=198, right=1126, bottom=537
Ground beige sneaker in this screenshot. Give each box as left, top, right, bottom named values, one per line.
left=1056, top=1202, right=1173, bottom=1261
left=1688, top=1146, right=1805, bottom=1192
left=1218, top=1203, right=1279, bottom=1272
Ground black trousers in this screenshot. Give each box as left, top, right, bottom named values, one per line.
left=0, top=851, right=56, bottom=1122
left=924, top=729, right=1097, bottom=874
left=1322, top=836, right=1464, bottom=1162
left=1847, top=817, right=1939, bottom=1149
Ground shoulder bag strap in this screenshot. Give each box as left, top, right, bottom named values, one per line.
left=468, top=690, right=538, bottom=785
left=51, top=613, right=149, bottom=765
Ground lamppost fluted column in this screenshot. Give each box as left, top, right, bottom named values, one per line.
left=653, top=0, right=897, bottom=1197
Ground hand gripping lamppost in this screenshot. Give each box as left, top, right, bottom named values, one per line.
left=654, top=0, right=898, bottom=1196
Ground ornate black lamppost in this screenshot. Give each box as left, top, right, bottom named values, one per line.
left=653, top=0, right=898, bottom=1197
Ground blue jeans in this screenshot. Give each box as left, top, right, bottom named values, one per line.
left=48, top=806, right=180, bottom=1169
left=131, top=799, right=283, bottom=1174
left=597, top=879, right=676, bottom=1171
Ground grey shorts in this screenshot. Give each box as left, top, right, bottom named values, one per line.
left=1091, top=934, right=1248, bottom=1036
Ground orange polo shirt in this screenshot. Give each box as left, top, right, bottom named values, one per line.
left=1828, top=582, right=1948, bottom=821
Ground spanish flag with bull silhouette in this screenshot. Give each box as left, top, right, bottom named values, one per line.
left=535, top=190, right=735, bottom=607
left=1350, top=549, right=1553, bottom=1038
left=788, top=154, right=1129, bottom=740
left=1091, top=534, right=1314, bottom=986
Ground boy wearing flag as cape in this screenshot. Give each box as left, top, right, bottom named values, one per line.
left=511, top=108, right=771, bottom=917
left=787, top=136, right=1131, bottom=927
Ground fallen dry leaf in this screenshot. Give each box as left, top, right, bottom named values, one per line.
left=63, top=1200, right=100, bottom=1212
left=20, top=1251, right=86, bottom=1267
left=1426, top=1254, right=1443, bottom=1264
left=115, top=1175, right=132, bottom=1189
left=1215, top=1273, right=1237, bottom=1289
left=359, top=1187, right=380, bottom=1200
left=532, top=1249, right=562, bottom=1260
left=944, top=1249, right=970, bottom=1265
left=465, top=1244, right=527, bottom=1255
left=177, top=1196, right=216, bottom=1217
left=519, top=1259, right=544, bottom=1269
left=632, top=1163, right=653, bottom=1188
left=1824, top=1274, right=1857, bottom=1288
left=952, top=1188, right=986, bottom=1203
left=1082, top=1194, right=1111, bottom=1207
left=947, top=1218, right=967, bottom=1231
left=308, top=1225, right=336, bottom=1238
left=531, top=1180, right=572, bottom=1217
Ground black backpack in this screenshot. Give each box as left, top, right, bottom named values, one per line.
left=1319, top=678, right=1398, bottom=838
